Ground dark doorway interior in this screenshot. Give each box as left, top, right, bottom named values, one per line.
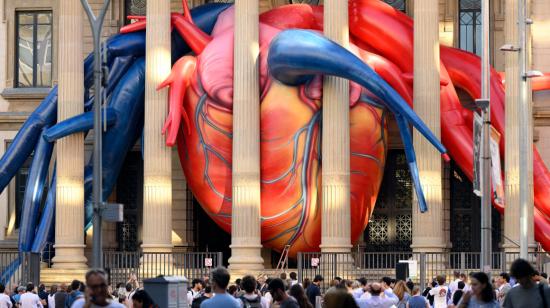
left=194, top=199, right=231, bottom=266
left=116, top=151, right=143, bottom=252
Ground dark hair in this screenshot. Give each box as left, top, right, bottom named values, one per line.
left=268, top=278, right=286, bottom=293
left=510, top=259, right=536, bottom=280
left=430, top=280, right=437, bottom=288
left=381, top=277, right=392, bottom=286
left=436, top=275, right=446, bottom=286
left=71, top=280, right=81, bottom=291
left=302, top=278, right=311, bottom=289
left=118, top=295, right=126, bottom=303
left=370, top=284, right=382, bottom=296
left=543, top=273, right=548, bottom=279
left=313, top=275, right=324, bottom=283
left=26, top=283, right=34, bottom=292
left=125, top=283, right=133, bottom=292
left=227, top=285, right=238, bottom=295
left=290, top=272, right=297, bottom=280
left=289, top=284, right=313, bottom=308
left=191, top=279, right=203, bottom=288
left=406, top=280, right=414, bottom=291
left=323, top=288, right=358, bottom=308
left=470, top=272, right=495, bottom=303
left=457, top=281, right=465, bottom=290
left=241, top=275, right=257, bottom=293
left=132, top=289, right=157, bottom=308
left=499, top=272, right=510, bottom=283
left=334, top=276, right=342, bottom=281
left=39, top=284, right=45, bottom=292
left=211, top=267, right=231, bottom=289
left=204, top=286, right=212, bottom=293
left=0, top=284, right=5, bottom=293
left=358, top=278, right=367, bottom=286
left=280, top=273, right=287, bottom=280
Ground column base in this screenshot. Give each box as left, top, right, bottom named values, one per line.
left=52, top=244, right=88, bottom=269
left=228, top=244, right=264, bottom=272
left=410, top=242, right=448, bottom=253
left=141, top=243, right=173, bottom=253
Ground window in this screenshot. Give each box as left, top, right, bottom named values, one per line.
left=459, top=0, right=482, bottom=56
left=383, top=0, right=406, bottom=12
left=15, top=11, right=53, bottom=88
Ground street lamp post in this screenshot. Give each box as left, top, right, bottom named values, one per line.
left=80, top=0, right=111, bottom=269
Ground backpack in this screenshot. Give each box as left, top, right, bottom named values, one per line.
left=240, top=295, right=263, bottom=308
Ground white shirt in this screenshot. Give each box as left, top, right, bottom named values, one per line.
left=429, top=286, right=448, bottom=308
left=19, top=292, right=43, bottom=308
left=449, top=279, right=461, bottom=294
left=0, top=294, right=12, bottom=308
left=356, top=292, right=398, bottom=308
left=70, top=298, right=124, bottom=308
left=47, top=294, right=55, bottom=308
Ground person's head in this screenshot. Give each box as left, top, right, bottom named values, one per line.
left=510, top=258, right=537, bottom=285
left=542, top=273, right=548, bottom=279
left=334, top=276, right=342, bottom=282
left=211, top=267, right=231, bottom=291
left=370, top=282, right=382, bottom=296
left=313, top=275, right=324, bottom=285
left=70, top=280, right=81, bottom=293
left=50, top=284, right=58, bottom=294
left=125, top=283, right=133, bottom=292
left=227, top=285, right=238, bottom=296
left=268, top=278, right=288, bottom=302
left=497, top=272, right=510, bottom=285
left=393, top=280, right=410, bottom=301
left=357, top=278, right=367, bottom=287
left=85, top=269, right=109, bottom=305
left=453, top=270, right=460, bottom=279
left=412, top=286, right=421, bottom=295
left=329, top=279, right=339, bottom=288
left=340, top=279, right=353, bottom=291
left=406, top=280, right=414, bottom=291
left=435, top=275, right=446, bottom=286
left=0, top=284, right=5, bottom=294
left=131, top=289, right=156, bottom=308
left=289, top=284, right=311, bottom=308
left=381, top=277, right=392, bottom=288
left=290, top=272, right=297, bottom=280
left=26, top=283, right=34, bottom=292
left=59, top=283, right=67, bottom=292
left=280, top=272, right=287, bottom=280
left=17, top=286, right=25, bottom=294
left=323, top=287, right=359, bottom=308
left=203, top=285, right=212, bottom=297
left=235, top=278, right=242, bottom=287
left=469, top=272, right=495, bottom=303
left=430, top=280, right=437, bottom=288
left=460, top=273, right=468, bottom=282
left=241, top=275, right=257, bottom=294
left=38, top=284, right=45, bottom=292
left=457, top=281, right=465, bottom=290
left=302, top=278, right=311, bottom=289
left=118, top=295, right=127, bottom=304
left=191, top=278, right=203, bottom=290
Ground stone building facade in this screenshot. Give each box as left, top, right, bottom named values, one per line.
left=0, top=0, right=549, bottom=269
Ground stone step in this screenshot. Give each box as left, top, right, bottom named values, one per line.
left=40, top=268, right=88, bottom=288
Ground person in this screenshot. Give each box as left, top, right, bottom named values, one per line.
left=19, top=283, right=43, bottom=308
left=302, top=279, right=311, bottom=292
left=117, top=296, right=126, bottom=306
left=460, top=273, right=471, bottom=292
left=457, top=272, right=498, bottom=308
left=227, top=286, right=239, bottom=298
left=323, top=288, right=358, bottom=308
left=356, top=282, right=398, bottom=308
left=393, top=280, right=410, bottom=308
left=66, top=280, right=83, bottom=308
left=187, top=279, right=204, bottom=305
left=406, top=286, right=429, bottom=308
left=200, top=267, right=240, bottom=308
left=406, top=280, right=414, bottom=292
left=257, top=276, right=269, bottom=296
left=71, top=269, right=124, bottom=308
left=422, top=280, right=436, bottom=306
left=352, top=278, right=367, bottom=299
left=381, top=277, right=393, bottom=291
left=47, top=285, right=57, bottom=308
left=451, top=281, right=465, bottom=306
left=126, top=273, right=139, bottom=291
left=429, top=275, right=448, bottom=308
left=305, top=275, right=323, bottom=306
left=449, top=271, right=462, bottom=295
left=38, top=284, right=48, bottom=308
left=13, top=287, right=24, bottom=305
left=503, top=259, right=550, bottom=308
left=289, top=284, right=312, bottom=308
left=0, top=284, right=13, bottom=308
left=192, top=286, right=212, bottom=308
left=130, top=290, right=156, bottom=308
left=268, top=279, right=299, bottom=308
left=54, top=284, right=68, bottom=308
left=289, top=273, right=299, bottom=287
left=123, top=284, right=134, bottom=308
left=496, top=272, right=511, bottom=305
left=238, top=275, right=269, bottom=308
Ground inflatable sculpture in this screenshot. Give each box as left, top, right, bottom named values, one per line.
left=1, top=0, right=550, bottom=267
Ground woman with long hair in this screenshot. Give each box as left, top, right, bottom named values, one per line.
left=289, top=284, right=313, bottom=308
left=458, top=272, right=499, bottom=308
left=393, top=280, right=411, bottom=308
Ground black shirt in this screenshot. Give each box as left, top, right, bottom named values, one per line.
left=306, top=284, right=321, bottom=306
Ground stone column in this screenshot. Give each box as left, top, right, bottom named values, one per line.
left=320, top=0, right=352, bottom=254
left=228, top=0, right=264, bottom=272
left=52, top=0, right=87, bottom=269
left=503, top=0, right=521, bottom=253
left=141, top=0, right=173, bottom=254
left=410, top=0, right=446, bottom=253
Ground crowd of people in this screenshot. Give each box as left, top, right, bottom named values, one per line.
left=1, top=258, right=550, bottom=308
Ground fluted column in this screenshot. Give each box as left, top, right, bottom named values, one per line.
left=141, top=0, right=172, bottom=253
left=52, top=0, right=87, bottom=269
left=320, top=0, right=351, bottom=253
left=228, top=0, right=264, bottom=271
left=410, top=0, right=446, bottom=252
left=503, top=0, right=521, bottom=252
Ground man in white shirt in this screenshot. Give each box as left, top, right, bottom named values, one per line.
left=356, top=283, right=398, bottom=308
left=448, top=271, right=461, bottom=295
left=19, top=284, right=43, bottom=308
left=496, top=272, right=512, bottom=305
left=0, top=284, right=13, bottom=308
left=428, top=275, right=448, bottom=308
